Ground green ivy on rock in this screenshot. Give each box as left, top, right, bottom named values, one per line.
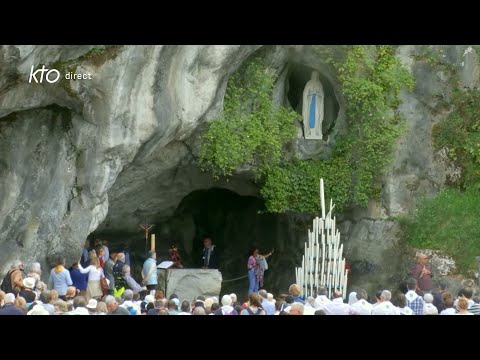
left=398, top=188, right=480, bottom=273
left=262, top=46, right=414, bottom=213
left=200, top=46, right=414, bottom=214
left=433, top=88, right=480, bottom=190
left=199, top=56, right=298, bottom=179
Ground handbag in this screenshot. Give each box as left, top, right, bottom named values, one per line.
left=100, top=274, right=108, bottom=296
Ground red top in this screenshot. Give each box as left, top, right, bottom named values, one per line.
left=410, top=263, right=433, bottom=291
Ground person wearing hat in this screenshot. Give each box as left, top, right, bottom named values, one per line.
left=27, top=304, right=50, bottom=315
left=19, top=277, right=37, bottom=303
left=87, top=299, right=98, bottom=314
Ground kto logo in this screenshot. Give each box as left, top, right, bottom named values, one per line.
left=28, top=65, right=60, bottom=83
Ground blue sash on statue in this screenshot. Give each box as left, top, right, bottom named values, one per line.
left=309, top=94, right=316, bottom=129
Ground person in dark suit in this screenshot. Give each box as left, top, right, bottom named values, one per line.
left=200, top=237, right=219, bottom=269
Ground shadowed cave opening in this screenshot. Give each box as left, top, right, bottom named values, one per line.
left=92, top=188, right=309, bottom=301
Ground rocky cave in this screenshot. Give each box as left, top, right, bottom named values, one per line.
left=1, top=44, right=479, bottom=302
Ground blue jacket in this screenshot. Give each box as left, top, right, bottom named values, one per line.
left=0, top=304, right=25, bottom=315
left=48, top=268, right=73, bottom=296
left=70, top=268, right=88, bottom=291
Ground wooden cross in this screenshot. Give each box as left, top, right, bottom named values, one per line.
left=140, top=218, right=155, bottom=257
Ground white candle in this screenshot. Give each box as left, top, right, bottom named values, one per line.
left=321, top=234, right=325, bottom=285
left=343, top=269, right=349, bottom=299
left=340, top=259, right=345, bottom=296
left=315, top=243, right=319, bottom=287
left=328, top=274, right=332, bottom=299
left=151, top=234, right=155, bottom=251
left=320, top=178, right=325, bottom=220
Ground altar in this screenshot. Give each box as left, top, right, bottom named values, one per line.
left=157, top=268, right=222, bottom=303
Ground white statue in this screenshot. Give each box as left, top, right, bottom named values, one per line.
left=302, top=71, right=324, bottom=139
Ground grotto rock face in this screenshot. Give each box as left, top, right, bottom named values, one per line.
left=0, top=45, right=259, bottom=277
left=0, top=45, right=477, bottom=295
left=339, top=45, right=480, bottom=293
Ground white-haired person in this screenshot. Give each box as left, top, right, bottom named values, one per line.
left=105, top=295, right=130, bottom=315
left=290, top=302, right=305, bottom=315
left=323, top=291, right=359, bottom=315
left=315, top=286, right=332, bottom=308
left=27, top=304, right=50, bottom=315
left=422, top=293, right=438, bottom=315
left=0, top=293, right=25, bottom=315
left=87, top=299, right=98, bottom=315
left=121, top=289, right=141, bottom=315
left=214, top=295, right=238, bottom=315
left=28, top=262, right=46, bottom=296
left=348, top=291, right=358, bottom=305
left=258, top=289, right=275, bottom=315
left=77, top=255, right=104, bottom=300
left=230, top=293, right=238, bottom=306
left=122, top=265, right=147, bottom=296
left=371, top=290, right=400, bottom=315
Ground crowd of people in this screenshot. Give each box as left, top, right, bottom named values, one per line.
left=2, top=272, right=480, bottom=315
left=1, top=241, right=479, bottom=315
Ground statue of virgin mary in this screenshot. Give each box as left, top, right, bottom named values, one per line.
left=302, top=71, right=324, bottom=139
